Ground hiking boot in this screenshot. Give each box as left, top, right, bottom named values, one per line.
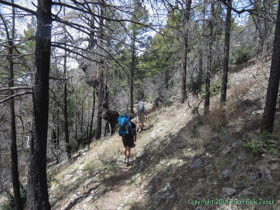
left=123, top=157, right=127, bottom=164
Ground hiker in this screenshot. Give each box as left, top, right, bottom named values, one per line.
left=118, top=114, right=136, bottom=166
left=136, top=100, right=146, bottom=132
left=102, top=110, right=119, bottom=135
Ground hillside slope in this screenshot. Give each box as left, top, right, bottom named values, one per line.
left=48, top=58, right=280, bottom=210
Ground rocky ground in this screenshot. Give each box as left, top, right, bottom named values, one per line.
left=2, top=58, right=280, bottom=210
left=47, top=58, right=280, bottom=210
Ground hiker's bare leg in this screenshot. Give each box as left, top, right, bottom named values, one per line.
left=124, top=147, right=130, bottom=166
left=123, top=147, right=126, bottom=157
left=125, top=147, right=130, bottom=159
left=139, top=121, right=144, bottom=131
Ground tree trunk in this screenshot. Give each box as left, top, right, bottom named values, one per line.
left=27, top=0, right=52, bottom=209
left=5, top=3, right=23, bottom=209
left=95, top=76, right=104, bottom=139
left=55, top=68, right=60, bottom=164
left=204, top=0, right=214, bottom=115
left=261, top=0, right=280, bottom=133
left=220, top=0, right=232, bottom=106
left=89, top=89, right=95, bottom=138
left=262, top=0, right=268, bottom=56
left=56, top=67, right=60, bottom=164
left=75, top=91, right=79, bottom=148
left=165, top=69, right=169, bottom=90
left=130, top=33, right=136, bottom=113
left=181, top=0, right=192, bottom=103
left=55, top=106, right=60, bottom=164
left=262, top=0, right=274, bottom=57
left=95, top=0, right=105, bottom=140
left=87, top=119, right=89, bottom=140
left=198, top=51, right=203, bottom=95
left=63, top=32, right=71, bottom=159
left=104, top=122, right=110, bottom=137
left=89, top=0, right=96, bottom=50
left=197, top=0, right=206, bottom=97
left=81, top=100, right=84, bottom=134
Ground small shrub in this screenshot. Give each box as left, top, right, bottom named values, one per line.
left=243, top=133, right=279, bottom=156
left=228, top=82, right=251, bottom=103
left=57, top=183, right=73, bottom=194
left=2, top=200, right=14, bottom=210
left=201, top=79, right=222, bottom=98
left=146, top=95, right=153, bottom=103
left=187, top=76, right=203, bottom=96
left=83, top=162, right=95, bottom=174
left=1, top=186, right=27, bottom=210
left=47, top=170, right=54, bottom=183
left=211, top=59, right=223, bottom=73
left=232, top=46, right=251, bottom=65
left=203, top=108, right=227, bottom=131
left=243, top=135, right=264, bottom=156
left=20, top=185, right=27, bottom=207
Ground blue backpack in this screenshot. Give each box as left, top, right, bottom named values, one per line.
left=118, top=114, right=132, bottom=136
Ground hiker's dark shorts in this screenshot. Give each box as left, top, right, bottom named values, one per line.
left=122, top=135, right=134, bottom=148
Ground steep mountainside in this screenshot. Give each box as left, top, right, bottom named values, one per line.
left=40, top=58, right=280, bottom=209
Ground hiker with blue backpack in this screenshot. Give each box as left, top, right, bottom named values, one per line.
left=118, top=114, right=136, bottom=166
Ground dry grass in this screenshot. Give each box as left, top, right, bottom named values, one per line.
left=203, top=108, right=227, bottom=131
left=203, top=80, right=256, bottom=131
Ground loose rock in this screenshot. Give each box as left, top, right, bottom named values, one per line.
left=222, top=146, right=232, bottom=155
left=221, top=169, right=233, bottom=180
left=191, top=159, right=202, bottom=168
left=232, top=140, right=242, bottom=148
left=222, top=187, right=236, bottom=196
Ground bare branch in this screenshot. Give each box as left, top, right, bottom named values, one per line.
left=49, top=76, right=66, bottom=81
left=0, top=0, right=36, bottom=16
left=0, top=86, right=33, bottom=92
left=218, top=0, right=256, bottom=15
left=0, top=91, right=32, bottom=103
left=51, top=43, right=100, bottom=63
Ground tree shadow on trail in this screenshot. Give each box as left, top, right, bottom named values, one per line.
left=128, top=98, right=279, bottom=210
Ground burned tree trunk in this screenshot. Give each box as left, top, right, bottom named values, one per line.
left=220, top=0, right=232, bottom=105
left=27, top=0, right=52, bottom=209
left=63, top=32, right=71, bottom=159
left=261, top=0, right=280, bottom=132
left=95, top=74, right=104, bottom=139
left=130, top=30, right=136, bottom=113
left=89, top=88, right=95, bottom=138
left=1, top=4, right=23, bottom=209
left=95, top=0, right=105, bottom=140
left=181, top=0, right=192, bottom=103
left=204, top=0, right=214, bottom=116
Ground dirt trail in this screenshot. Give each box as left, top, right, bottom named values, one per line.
left=93, top=166, right=137, bottom=210
left=91, top=102, right=197, bottom=209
